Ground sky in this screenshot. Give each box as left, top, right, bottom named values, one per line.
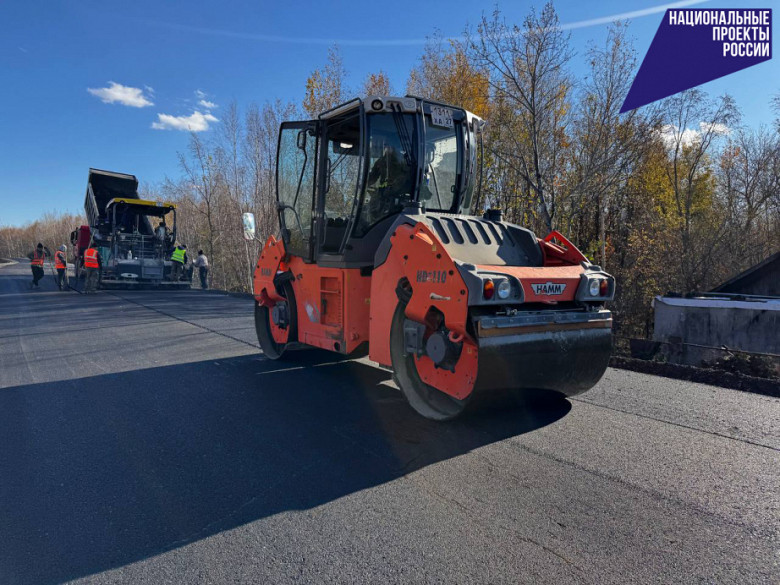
left=1, top=0, right=777, bottom=226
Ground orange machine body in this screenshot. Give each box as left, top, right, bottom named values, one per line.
left=254, top=236, right=371, bottom=356
left=254, top=223, right=609, bottom=402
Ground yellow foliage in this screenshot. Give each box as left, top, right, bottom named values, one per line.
left=407, top=43, right=490, bottom=118
left=303, top=46, right=347, bottom=117
left=362, top=71, right=392, bottom=96
left=303, top=72, right=324, bottom=117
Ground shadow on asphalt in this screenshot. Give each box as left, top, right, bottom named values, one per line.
left=0, top=344, right=570, bottom=585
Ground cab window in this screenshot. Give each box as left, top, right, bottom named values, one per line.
left=321, top=113, right=362, bottom=252
left=356, top=112, right=417, bottom=236
left=419, top=113, right=461, bottom=213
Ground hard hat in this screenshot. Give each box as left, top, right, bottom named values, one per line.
left=59, top=245, right=67, bottom=252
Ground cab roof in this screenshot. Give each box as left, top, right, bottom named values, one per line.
left=319, top=95, right=483, bottom=128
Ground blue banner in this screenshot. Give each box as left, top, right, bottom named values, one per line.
left=621, top=9, right=772, bottom=113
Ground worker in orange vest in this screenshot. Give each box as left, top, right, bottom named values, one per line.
left=83, top=244, right=102, bottom=294
left=28, top=242, right=48, bottom=288
left=54, top=245, right=68, bottom=290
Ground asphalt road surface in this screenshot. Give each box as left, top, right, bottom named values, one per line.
left=1, top=259, right=778, bottom=584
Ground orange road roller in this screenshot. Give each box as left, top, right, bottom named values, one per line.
left=243, top=95, right=614, bottom=420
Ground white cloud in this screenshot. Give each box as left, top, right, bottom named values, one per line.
left=194, top=90, right=217, bottom=109
left=659, top=125, right=700, bottom=148
left=151, top=110, right=219, bottom=132
left=559, top=0, right=710, bottom=31
left=699, top=122, right=730, bottom=136
left=144, top=85, right=155, bottom=96
left=659, top=122, right=730, bottom=149
left=87, top=81, right=154, bottom=107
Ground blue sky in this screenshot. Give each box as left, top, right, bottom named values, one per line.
left=1, top=0, right=777, bottom=225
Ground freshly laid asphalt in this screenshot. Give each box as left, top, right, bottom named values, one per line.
left=1, top=259, right=778, bottom=584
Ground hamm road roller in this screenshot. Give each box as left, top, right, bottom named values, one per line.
left=244, top=95, right=614, bottom=420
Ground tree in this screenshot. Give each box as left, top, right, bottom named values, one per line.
left=303, top=45, right=348, bottom=117
left=0, top=212, right=84, bottom=260
left=166, top=132, right=224, bottom=288
left=718, top=125, right=780, bottom=271
left=467, top=3, right=573, bottom=232
left=607, top=138, right=677, bottom=335
left=362, top=71, right=392, bottom=96
left=407, top=34, right=490, bottom=118
left=659, top=89, right=738, bottom=290
left=569, top=23, right=658, bottom=267
left=161, top=99, right=299, bottom=293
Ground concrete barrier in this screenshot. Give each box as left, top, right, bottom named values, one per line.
left=653, top=296, right=780, bottom=367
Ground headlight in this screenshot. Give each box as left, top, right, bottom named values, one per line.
left=497, top=279, right=511, bottom=299
left=589, top=279, right=601, bottom=296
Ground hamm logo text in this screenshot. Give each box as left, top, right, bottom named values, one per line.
left=531, top=282, right=566, bottom=296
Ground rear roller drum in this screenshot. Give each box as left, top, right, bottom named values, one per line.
left=389, top=300, right=469, bottom=421
left=255, top=281, right=297, bottom=360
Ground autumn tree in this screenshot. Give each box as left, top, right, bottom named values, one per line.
left=407, top=35, right=490, bottom=118
left=718, top=125, right=780, bottom=272
left=606, top=137, right=677, bottom=335
left=568, top=23, right=658, bottom=267
left=362, top=71, right=392, bottom=96
left=467, top=3, right=573, bottom=232
left=659, top=89, right=738, bottom=290
left=303, top=45, right=348, bottom=117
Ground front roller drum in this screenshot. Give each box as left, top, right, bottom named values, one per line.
left=389, top=301, right=470, bottom=421
left=390, top=305, right=612, bottom=419
left=474, top=327, right=613, bottom=395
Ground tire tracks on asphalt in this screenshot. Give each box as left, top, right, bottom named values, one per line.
left=571, top=396, right=780, bottom=452
left=106, top=291, right=262, bottom=351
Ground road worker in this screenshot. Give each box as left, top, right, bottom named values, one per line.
left=28, top=242, right=48, bottom=288
left=83, top=244, right=102, bottom=293
left=156, top=220, right=171, bottom=246
left=54, top=245, right=68, bottom=290
left=193, top=249, right=209, bottom=289
left=170, top=243, right=188, bottom=281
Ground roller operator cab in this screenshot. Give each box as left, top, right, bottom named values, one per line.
left=245, top=96, right=615, bottom=420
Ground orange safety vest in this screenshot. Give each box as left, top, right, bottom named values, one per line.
left=31, top=250, right=45, bottom=267
left=54, top=251, right=66, bottom=270
left=84, top=248, right=99, bottom=269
